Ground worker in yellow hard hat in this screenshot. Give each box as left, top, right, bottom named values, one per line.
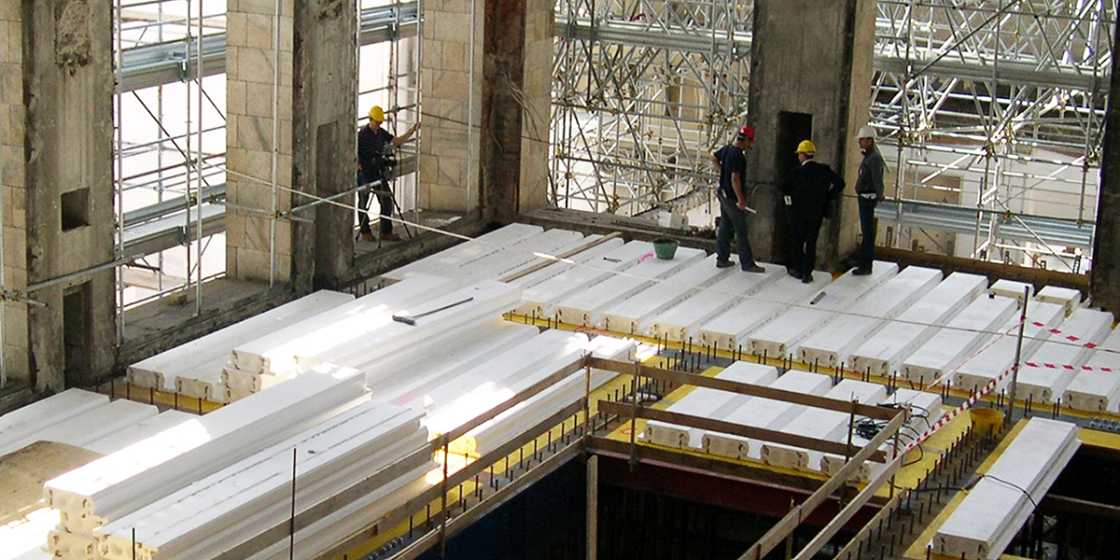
left=781, top=139, right=844, bottom=283
left=356, top=105, right=420, bottom=242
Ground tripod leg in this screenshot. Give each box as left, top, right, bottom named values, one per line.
left=378, top=178, right=414, bottom=238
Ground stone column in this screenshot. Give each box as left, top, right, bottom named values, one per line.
left=1090, top=20, right=1120, bottom=316
left=225, top=0, right=356, bottom=291
left=745, top=0, right=875, bottom=267
left=1, top=0, right=116, bottom=391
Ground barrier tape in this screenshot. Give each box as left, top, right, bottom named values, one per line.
left=903, top=364, right=1013, bottom=453
left=1021, top=361, right=1115, bottom=373
left=1029, top=321, right=1100, bottom=349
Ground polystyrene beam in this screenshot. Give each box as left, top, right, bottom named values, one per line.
left=1015, top=308, right=1113, bottom=402
left=1063, top=326, right=1120, bottom=412
left=384, top=223, right=544, bottom=280
left=1036, top=285, right=1082, bottom=316
left=849, top=272, right=987, bottom=376
left=797, top=266, right=942, bottom=368
left=989, top=279, right=1033, bottom=303
left=699, top=274, right=831, bottom=352
left=508, top=236, right=623, bottom=290
left=0, top=399, right=159, bottom=457
left=45, top=368, right=368, bottom=531
left=129, top=291, right=354, bottom=390
left=229, top=275, right=451, bottom=375
left=954, top=301, right=1066, bottom=394
left=702, top=370, right=833, bottom=460
left=644, top=362, right=780, bottom=449
left=761, top=380, right=887, bottom=472
left=649, top=263, right=783, bottom=342
left=521, top=241, right=654, bottom=318
left=454, top=229, right=584, bottom=283
left=749, top=262, right=899, bottom=358
left=934, top=418, right=1079, bottom=560
left=84, top=411, right=197, bottom=456
left=902, top=296, right=1019, bottom=385
left=602, top=254, right=731, bottom=335
left=555, top=247, right=705, bottom=327
left=0, top=389, right=109, bottom=454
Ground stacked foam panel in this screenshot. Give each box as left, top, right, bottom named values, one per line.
left=702, top=370, right=833, bottom=461
left=520, top=241, right=654, bottom=318
left=649, top=263, right=783, bottom=342
left=699, top=273, right=831, bottom=352
left=601, top=254, right=731, bottom=335
left=761, top=379, right=887, bottom=473
left=902, top=296, right=1019, bottom=385
left=849, top=273, right=987, bottom=376
left=1063, top=326, right=1120, bottom=412
left=454, top=336, right=637, bottom=455
left=0, top=399, right=158, bottom=457
left=1014, top=308, right=1113, bottom=403
left=127, top=290, right=354, bottom=399
left=954, top=300, right=1066, bottom=394
left=1036, top=286, right=1082, bottom=315
left=748, top=262, right=899, bottom=358
left=507, top=236, right=624, bottom=290
left=554, top=246, right=706, bottom=327
left=383, top=223, right=543, bottom=281
left=797, top=266, right=942, bottom=368
left=989, top=279, right=1033, bottom=302
left=453, top=229, right=585, bottom=283
left=0, top=389, right=109, bottom=455
left=43, top=368, right=368, bottom=557
left=643, top=362, right=780, bottom=449
left=933, top=418, right=1079, bottom=560
left=96, top=401, right=429, bottom=560
left=83, top=411, right=196, bottom=455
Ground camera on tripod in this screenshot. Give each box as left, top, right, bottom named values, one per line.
left=372, top=145, right=398, bottom=183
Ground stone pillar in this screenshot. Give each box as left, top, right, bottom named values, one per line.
left=1, top=0, right=116, bottom=391
left=418, top=0, right=483, bottom=213
left=745, top=0, right=875, bottom=267
left=1090, top=20, right=1120, bottom=316
left=225, top=0, right=356, bottom=291
left=479, top=0, right=554, bottom=221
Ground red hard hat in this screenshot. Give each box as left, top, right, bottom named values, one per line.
left=738, top=125, right=756, bottom=140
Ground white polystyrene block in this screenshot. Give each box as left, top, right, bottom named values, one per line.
left=761, top=380, right=887, bottom=471
left=644, top=362, right=779, bottom=449
left=702, top=370, right=833, bottom=460
left=602, top=254, right=731, bottom=335
left=455, top=229, right=584, bottom=283
left=649, top=263, right=783, bottom=342
left=522, top=241, right=654, bottom=318
left=989, top=279, right=1033, bottom=303
left=954, top=301, right=1066, bottom=394
left=0, top=399, right=159, bottom=457
left=884, top=389, right=944, bottom=430
left=129, top=291, right=354, bottom=390
left=384, top=223, right=544, bottom=280
left=850, top=272, right=987, bottom=376
left=934, top=418, right=1079, bottom=560
left=797, top=266, right=942, bottom=367
left=509, top=236, right=622, bottom=290
left=84, top=411, right=197, bottom=456
left=555, top=247, right=706, bottom=327
left=699, top=274, right=830, bottom=352
left=1016, top=308, right=1113, bottom=403
left=1036, top=286, right=1082, bottom=315
left=1064, top=327, right=1120, bottom=411
left=0, top=389, right=109, bottom=454
left=44, top=368, right=368, bottom=529
left=902, top=296, right=1019, bottom=385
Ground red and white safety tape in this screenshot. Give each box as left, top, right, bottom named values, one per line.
left=1029, top=321, right=1101, bottom=349
left=1021, top=361, right=1116, bottom=373
left=903, top=365, right=1014, bottom=453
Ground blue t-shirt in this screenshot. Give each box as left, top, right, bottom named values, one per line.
left=715, top=144, right=746, bottom=200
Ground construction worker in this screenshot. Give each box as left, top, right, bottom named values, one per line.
left=853, top=125, right=885, bottom=275
left=711, top=125, right=765, bottom=273
left=357, top=105, right=419, bottom=242
left=782, top=140, right=844, bottom=283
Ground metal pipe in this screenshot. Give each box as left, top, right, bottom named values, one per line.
left=466, top=0, right=476, bottom=211
left=184, top=0, right=193, bottom=302
left=116, top=0, right=126, bottom=344
left=195, top=0, right=204, bottom=315
left=156, top=0, right=165, bottom=294
left=269, top=0, right=281, bottom=287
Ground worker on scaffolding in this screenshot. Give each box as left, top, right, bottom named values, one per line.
left=782, top=140, right=844, bottom=284
left=853, top=125, right=885, bottom=275
left=357, top=105, right=420, bottom=242
left=711, top=125, right=765, bottom=273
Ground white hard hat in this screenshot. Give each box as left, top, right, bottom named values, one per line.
left=857, top=125, right=877, bottom=140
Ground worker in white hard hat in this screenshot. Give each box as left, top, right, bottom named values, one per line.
left=852, top=125, right=885, bottom=275
left=782, top=140, right=844, bottom=283
left=357, top=105, right=419, bottom=242
left=710, top=125, right=765, bottom=273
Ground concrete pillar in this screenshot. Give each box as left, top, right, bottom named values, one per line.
left=225, top=0, right=356, bottom=291
left=0, top=0, right=116, bottom=391
left=479, top=0, right=553, bottom=221
left=1090, top=21, right=1120, bottom=316
left=745, top=0, right=875, bottom=267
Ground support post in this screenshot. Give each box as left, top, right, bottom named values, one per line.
left=1006, top=286, right=1031, bottom=426
left=586, top=454, right=598, bottom=560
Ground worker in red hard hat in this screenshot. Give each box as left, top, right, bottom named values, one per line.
left=710, top=125, right=764, bottom=273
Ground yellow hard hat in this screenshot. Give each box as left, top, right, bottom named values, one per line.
left=368, top=105, right=385, bottom=123
left=795, top=140, right=816, bottom=155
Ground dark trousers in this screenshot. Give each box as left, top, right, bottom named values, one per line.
left=357, top=172, right=393, bottom=235
left=857, top=197, right=878, bottom=268
left=715, top=196, right=755, bottom=269
left=788, top=214, right=823, bottom=277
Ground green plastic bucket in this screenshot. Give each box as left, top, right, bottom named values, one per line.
left=653, top=238, right=679, bottom=260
